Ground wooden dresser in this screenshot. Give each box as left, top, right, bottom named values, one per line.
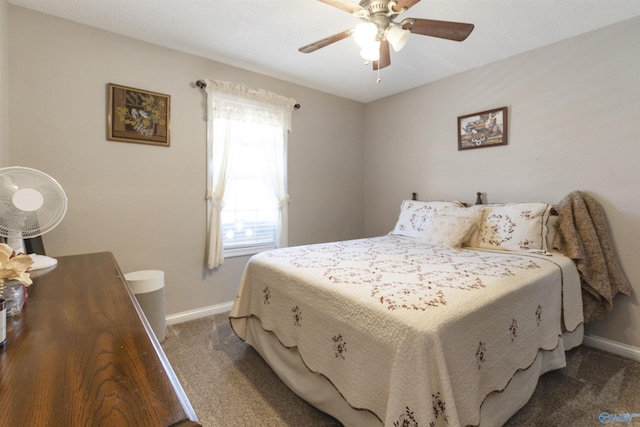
left=0, top=252, right=200, bottom=427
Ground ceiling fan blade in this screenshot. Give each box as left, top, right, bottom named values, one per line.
left=402, top=18, right=474, bottom=42
left=373, top=39, right=391, bottom=70
left=391, top=0, right=421, bottom=13
left=299, top=29, right=353, bottom=53
left=318, top=0, right=364, bottom=14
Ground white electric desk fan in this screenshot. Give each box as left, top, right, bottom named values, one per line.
left=0, top=166, right=68, bottom=270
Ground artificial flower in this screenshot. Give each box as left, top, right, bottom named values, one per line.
left=0, top=243, right=34, bottom=286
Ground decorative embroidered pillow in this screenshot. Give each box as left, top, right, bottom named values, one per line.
left=391, top=200, right=465, bottom=238
left=476, top=203, right=553, bottom=252
left=416, top=213, right=480, bottom=248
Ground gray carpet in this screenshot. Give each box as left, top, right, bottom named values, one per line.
left=162, top=313, right=640, bottom=426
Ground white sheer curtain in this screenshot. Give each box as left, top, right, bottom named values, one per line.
left=257, top=125, right=289, bottom=249
left=204, top=79, right=296, bottom=269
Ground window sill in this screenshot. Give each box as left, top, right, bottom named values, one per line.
left=224, top=244, right=276, bottom=259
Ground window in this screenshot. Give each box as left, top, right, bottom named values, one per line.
left=203, top=79, right=296, bottom=269
left=217, top=120, right=281, bottom=256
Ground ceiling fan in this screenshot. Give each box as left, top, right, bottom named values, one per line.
left=299, top=0, right=475, bottom=70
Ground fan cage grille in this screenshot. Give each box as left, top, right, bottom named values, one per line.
left=0, top=167, right=67, bottom=239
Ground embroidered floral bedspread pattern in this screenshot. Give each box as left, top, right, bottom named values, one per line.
left=230, top=236, right=582, bottom=427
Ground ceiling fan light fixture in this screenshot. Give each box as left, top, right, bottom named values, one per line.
left=360, top=40, right=381, bottom=61
left=354, top=22, right=378, bottom=47
left=386, top=25, right=410, bottom=52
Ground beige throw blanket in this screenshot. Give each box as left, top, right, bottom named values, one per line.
left=553, top=191, right=631, bottom=322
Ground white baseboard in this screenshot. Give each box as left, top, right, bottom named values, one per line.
left=166, top=301, right=234, bottom=326
left=583, top=334, right=640, bottom=362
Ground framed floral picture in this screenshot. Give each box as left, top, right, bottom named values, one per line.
left=457, top=106, right=507, bottom=150
left=107, top=83, right=170, bottom=146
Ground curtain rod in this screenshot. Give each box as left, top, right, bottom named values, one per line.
left=195, top=80, right=301, bottom=110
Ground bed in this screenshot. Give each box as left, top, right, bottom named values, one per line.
left=229, top=196, right=585, bottom=426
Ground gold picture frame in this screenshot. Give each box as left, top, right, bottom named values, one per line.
left=458, top=106, right=507, bottom=150
left=107, top=83, right=170, bottom=147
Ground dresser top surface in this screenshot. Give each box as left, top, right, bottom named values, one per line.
left=0, top=252, right=199, bottom=427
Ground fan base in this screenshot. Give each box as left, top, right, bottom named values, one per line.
left=30, top=254, right=58, bottom=271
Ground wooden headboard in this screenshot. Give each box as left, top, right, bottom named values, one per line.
left=411, top=192, right=484, bottom=206
left=411, top=191, right=558, bottom=214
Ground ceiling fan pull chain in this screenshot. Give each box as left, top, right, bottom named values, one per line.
left=376, top=66, right=381, bottom=84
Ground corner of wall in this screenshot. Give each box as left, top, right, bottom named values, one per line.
left=0, top=0, right=9, bottom=166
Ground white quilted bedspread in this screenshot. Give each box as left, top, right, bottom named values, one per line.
left=230, top=235, right=583, bottom=426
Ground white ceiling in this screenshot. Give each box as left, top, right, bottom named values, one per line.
left=8, top=0, right=640, bottom=103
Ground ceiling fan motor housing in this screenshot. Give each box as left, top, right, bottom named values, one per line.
left=356, top=0, right=412, bottom=60
left=357, top=0, right=403, bottom=35
left=358, top=0, right=404, bottom=15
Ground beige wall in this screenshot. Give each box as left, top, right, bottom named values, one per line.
left=364, top=17, right=640, bottom=348
left=7, top=6, right=364, bottom=315
left=6, top=3, right=639, bottom=350
left=0, top=0, right=8, bottom=166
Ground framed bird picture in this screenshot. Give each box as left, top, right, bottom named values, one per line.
left=107, top=83, right=171, bottom=147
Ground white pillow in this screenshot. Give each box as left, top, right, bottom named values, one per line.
left=474, top=203, right=553, bottom=252
left=392, top=200, right=464, bottom=238
left=416, top=213, right=480, bottom=248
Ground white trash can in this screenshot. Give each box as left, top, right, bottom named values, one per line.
left=124, top=270, right=166, bottom=342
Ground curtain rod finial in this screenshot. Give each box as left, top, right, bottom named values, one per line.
left=196, top=80, right=206, bottom=89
